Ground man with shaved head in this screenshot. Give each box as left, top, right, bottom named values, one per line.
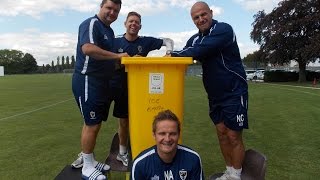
left=168, top=1, right=249, bottom=180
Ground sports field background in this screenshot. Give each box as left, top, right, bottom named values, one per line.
left=0, top=74, right=320, bottom=179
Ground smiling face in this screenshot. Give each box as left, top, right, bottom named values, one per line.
left=190, top=2, right=213, bottom=33
left=98, top=0, right=121, bottom=26
left=153, top=119, right=179, bottom=159
left=125, top=13, right=142, bottom=36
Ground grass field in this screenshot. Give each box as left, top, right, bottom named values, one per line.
left=0, top=74, right=320, bottom=179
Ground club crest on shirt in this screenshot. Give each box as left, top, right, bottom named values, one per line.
left=151, top=175, right=159, bottom=180
left=118, top=48, right=124, bottom=53
left=137, top=45, right=143, bottom=54
left=104, top=34, right=108, bottom=40
left=179, top=169, right=187, bottom=180
left=90, top=111, right=96, bottom=119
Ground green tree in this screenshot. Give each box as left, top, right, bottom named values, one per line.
left=21, top=53, right=38, bottom=73
left=0, top=49, right=25, bottom=74
left=71, top=55, right=75, bottom=68
left=51, top=60, right=55, bottom=72
left=66, top=56, right=70, bottom=69
left=56, top=56, right=60, bottom=73
left=46, top=64, right=51, bottom=72
left=61, top=55, right=65, bottom=70
left=243, top=50, right=266, bottom=69
left=42, top=64, right=45, bottom=73
left=250, top=0, right=320, bottom=82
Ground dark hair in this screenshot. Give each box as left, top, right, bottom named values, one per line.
left=152, top=110, right=181, bottom=134
left=126, top=11, right=141, bottom=23
left=100, top=0, right=122, bottom=8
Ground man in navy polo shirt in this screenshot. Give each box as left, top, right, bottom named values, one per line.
left=130, top=110, right=204, bottom=180
left=72, top=0, right=128, bottom=179
left=71, top=11, right=174, bottom=169
left=112, top=11, right=174, bottom=167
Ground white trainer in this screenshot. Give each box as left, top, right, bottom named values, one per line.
left=116, top=152, right=128, bottom=166
left=229, top=173, right=241, bottom=180
left=216, top=171, right=241, bottom=180
left=215, top=172, right=230, bottom=180
left=71, top=152, right=83, bottom=169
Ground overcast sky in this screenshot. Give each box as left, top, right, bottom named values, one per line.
left=0, top=0, right=283, bottom=66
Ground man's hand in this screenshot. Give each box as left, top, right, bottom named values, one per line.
left=117, top=52, right=129, bottom=60
left=115, top=53, right=129, bottom=70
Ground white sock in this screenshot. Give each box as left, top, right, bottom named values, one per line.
left=231, top=167, right=242, bottom=177
left=119, top=145, right=127, bottom=155
left=82, top=153, right=106, bottom=179
left=82, top=153, right=94, bottom=169
left=226, top=165, right=232, bottom=174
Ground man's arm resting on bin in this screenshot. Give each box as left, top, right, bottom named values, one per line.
left=82, top=43, right=128, bottom=60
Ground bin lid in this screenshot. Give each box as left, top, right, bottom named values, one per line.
left=121, top=57, right=193, bottom=65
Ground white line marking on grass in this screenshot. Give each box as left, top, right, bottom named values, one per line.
left=266, top=83, right=320, bottom=90
left=0, top=98, right=73, bottom=121
left=265, top=83, right=320, bottom=97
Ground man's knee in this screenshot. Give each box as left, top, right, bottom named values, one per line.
left=83, top=123, right=101, bottom=134
left=216, top=123, right=229, bottom=144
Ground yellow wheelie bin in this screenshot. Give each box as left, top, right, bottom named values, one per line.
left=121, top=57, right=193, bottom=160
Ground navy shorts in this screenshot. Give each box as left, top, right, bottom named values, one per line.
left=111, top=86, right=128, bottom=118
left=72, top=73, right=113, bottom=126
left=209, top=93, right=249, bottom=131
left=109, top=71, right=128, bottom=119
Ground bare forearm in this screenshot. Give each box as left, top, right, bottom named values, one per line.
left=82, top=43, right=126, bottom=60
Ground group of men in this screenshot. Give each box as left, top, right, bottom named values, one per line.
left=71, top=0, right=248, bottom=179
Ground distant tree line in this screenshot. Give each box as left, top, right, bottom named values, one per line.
left=0, top=49, right=75, bottom=74
left=42, top=55, right=76, bottom=74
